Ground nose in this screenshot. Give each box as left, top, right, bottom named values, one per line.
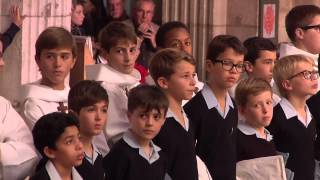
left=123, top=51, right=130, bottom=62
left=146, top=117, right=154, bottom=126
left=76, top=138, right=84, bottom=150
left=142, top=11, right=147, bottom=18
left=262, top=104, right=268, bottom=114
left=95, top=110, right=102, bottom=121
left=54, top=56, right=63, bottom=67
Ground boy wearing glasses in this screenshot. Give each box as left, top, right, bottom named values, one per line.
left=184, top=35, right=246, bottom=180
left=268, top=54, right=319, bottom=180
left=280, top=5, right=320, bottom=70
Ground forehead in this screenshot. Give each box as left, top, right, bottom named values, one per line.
left=74, top=4, right=83, bottom=10
left=57, top=126, right=79, bottom=141
left=257, top=50, right=277, bottom=59
left=108, top=0, right=122, bottom=5
left=165, top=28, right=190, bottom=41
left=217, top=48, right=244, bottom=62
left=294, top=60, right=314, bottom=71
left=308, top=14, right=320, bottom=25
left=113, top=39, right=137, bottom=48
left=173, top=60, right=195, bottom=71
left=137, top=1, right=155, bottom=10
left=41, top=48, right=72, bottom=54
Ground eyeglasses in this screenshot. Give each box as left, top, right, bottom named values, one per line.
left=213, top=59, right=245, bottom=73
left=300, top=24, right=320, bottom=32
left=288, top=70, right=319, bottom=80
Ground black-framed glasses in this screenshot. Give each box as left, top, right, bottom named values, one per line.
left=288, top=70, right=319, bottom=80
left=213, top=59, right=245, bottom=73
left=300, top=24, right=320, bottom=32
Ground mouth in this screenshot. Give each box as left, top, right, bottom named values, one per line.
left=77, top=154, right=84, bottom=161
left=143, top=129, right=154, bottom=135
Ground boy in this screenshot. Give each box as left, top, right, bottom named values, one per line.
left=184, top=35, right=246, bottom=180
left=153, top=21, right=204, bottom=92
left=30, top=112, right=84, bottom=180
left=103, top=85, right=168, bottom=180
left=149, top=48, right=199, bottom=180
left=279, top=5, right=320, bottom=69
left=235, top=78, right=277, bottom=162
left=268, top=55, right=318, bottom=180
left=86, top=22, right=140, bottom=146
left=0, top=96, right=38, bottom=179
left=21, top=27, right=77, bottom=129
left=68, top=80, right=108, bottom=180
left=71, top=0, right=86, bottom=36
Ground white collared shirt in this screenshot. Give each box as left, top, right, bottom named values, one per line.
left=45, top=160, right=83, bottom=180
left=238, top=121, right=273, bottom=141
left=166, top=108, right=190, bottom=131
left=84, top=143, right=101, bottom=165
left=201, top=84, right=234, bottom=118
left=279, top=98, right=313, bottom=127
left=123, top=130, right=161, bottom=164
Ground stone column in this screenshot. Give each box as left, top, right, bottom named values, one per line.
left=0, top=0, right=71, bottom=107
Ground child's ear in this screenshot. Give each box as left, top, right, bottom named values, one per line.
left=295, top=27, right=305, bottom=40
left=206, top=59, right=214, bottom=72
left=245, top=61, right=254, bottom=73
left=157, top=77, right=169, bottom=89
left=282, top=80, right=293, bottom=91
left=44, top=146, right=56, bottom=159
left=70, top=57, right=76, bottom=69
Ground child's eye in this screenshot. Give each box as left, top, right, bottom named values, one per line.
left=61, top=54, right=71, bottom=60
left=102, top=108, right=108, bottom=113
left=130, top=48, right=137, bottom=53
left=266, top=100, right=273, bottom=105
left=65, top=139, right=73, bottom=145
left=185, top=41, right=191, bottom=46
left=116, top=49, right=124, bottom=54
left=139, top=114, right=147, bottom=119
left=46, top=54, right=55, bottom=59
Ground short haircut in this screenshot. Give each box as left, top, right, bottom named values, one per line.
left=149, top=48, right=196, bottom=85
left=156, top=21, right=189, bottom=48
left=68, top=80, right=109, bottom=114
left=128, top=85, right=169, bottom=115
left=273, top=54, right=314, bottom=97
left=235, top=77, right=272, bottom=107
left=285, top=5, right=320, bottom=42
left=32, top=112, right=79, bottom=158
left=206, top=35, right=246, bottom=61
left=35, top=27, right=77, bottom=60
left=99, top=21, right=137, bottom=52
left=133, top=0, right=155, bottom=10
left=72, top=0, right=86, bottom=6
left=243, top=36, right=276, bottom=65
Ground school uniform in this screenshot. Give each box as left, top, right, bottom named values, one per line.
left=76, top=143, right=104, bottom=180
left=307, top=91, right=320, bottom=179
left=236, top=121, right=277, bottom=162
left=153, top=109, right=198, bottom=180
left=103, top=130, right=167, bottom=180
left=267, top=98, right=316, bottom=180
left=184, top=84, right=237, bottom=180
left=0, top=96, right=38, bottom=180
left=20, top=81, right=69, bottom=129
left=30, top=160, right=83, bottom=180
left=86, top=64, right=140, bottom=146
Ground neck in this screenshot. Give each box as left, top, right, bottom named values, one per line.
left=166, top=93, right=183, bottom=115
left=51, top=160, right=72, bottom=180
left=256, top=127, right=266, bottom=139
left=207, top=82, right=228, bottom=100
left=293, top=41, right=314, bottom=54
left=287, top=94, right=307, bottom=111
left=80, top=134, right=93, bottom=156
left=130, top=129, right=150, bottom=148
left=40, top=79, right=65, bottom=90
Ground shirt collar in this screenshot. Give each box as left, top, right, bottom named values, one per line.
left=201, top=83, right=234, bottom=118
left=84, top=143, right=101, bottom=165
left=279, top=98, right=313, bottom=126
left=238, top=121, right=273, bottom=141
left=166, top=108, right=189, bottom=131
left=123, top=130, right=161, bottom=164
left=45, top=160, right=83, bottom=180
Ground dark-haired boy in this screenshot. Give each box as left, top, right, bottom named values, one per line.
left=86, top=22, right=140, bottom=146
left=68, top=80, right=108, bottom=180
left=103, top=85, right=168, bottom=180
left=280, top=5, right=320, bottom=70
left=30, top=112, right=84, bottom=180
left=21, top=27, right=77, bottom=129
left=184, top=35, right=246, bottom=180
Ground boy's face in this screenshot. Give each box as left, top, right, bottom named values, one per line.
left=72, top=5, right=85, bottom=26
left=163, top=28, right=192, bottom=55
left=246, top=50, right=277, bottom=83
left=206, top=48, right=244, bottom=89
left=128, top=107, right=166, bottom=143
left=297, top=15, right=320, bottom=54
left=239, top=91, right=273, bottom=128
left=78, top=101, right=108, bottom=137
left=105, top=40, right=138, bottom=74
left=160, top=60, right=196, bottom=101
left=46, top=126, right=84, bottom=168
left=284, top=61, right=318, bottom=97
left=37, top=48, right=75, bottom=90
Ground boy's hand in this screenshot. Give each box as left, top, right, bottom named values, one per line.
left=10, top=5, right=25, bottom=28
left=138, top=23, right=157, bottom=49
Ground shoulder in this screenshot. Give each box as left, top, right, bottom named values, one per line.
left=29, top=168, right=50, bottom=180
left=184, top=92, right=205, bottom=111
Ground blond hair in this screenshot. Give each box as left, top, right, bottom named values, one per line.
left=273, top=54, right=314, bottom=97
left=235, top=77, right=272, bottom=107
